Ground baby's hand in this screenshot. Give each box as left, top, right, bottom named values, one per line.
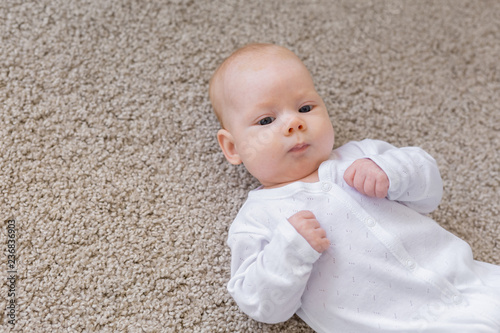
left=287, top=210, right=330, bottom=253
left=344, top=159, right=389, bottom=198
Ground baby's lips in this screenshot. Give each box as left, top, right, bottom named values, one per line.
left=289, top=142, right=310, bottom=153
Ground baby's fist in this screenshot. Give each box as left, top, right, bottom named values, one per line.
left=287, top=210, right=330, bottom=253
left=344, top=159, right=389, bottom=198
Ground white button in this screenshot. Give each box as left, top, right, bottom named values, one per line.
left=406, top=260, right=416, bottom=270
left=365, top=219, right=376, bottom=227
left=321, top=182, right=332, bottom=192
left=452, top=295, right=462, bottom=304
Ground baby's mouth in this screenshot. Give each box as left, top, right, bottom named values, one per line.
left=289, top=143, right=310, bottom=153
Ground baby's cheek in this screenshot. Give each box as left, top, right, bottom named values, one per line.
left=238, top=140, right=260, bottom=164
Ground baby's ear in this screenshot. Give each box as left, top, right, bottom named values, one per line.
left=217, top=129, right=242, bottom=165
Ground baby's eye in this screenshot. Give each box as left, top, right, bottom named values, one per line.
left=259, top=117, right=275, bottom=125
left=299, top=105, right=312, bottom=113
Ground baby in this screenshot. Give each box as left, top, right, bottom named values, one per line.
left=209, top=43, right=500, bottom=332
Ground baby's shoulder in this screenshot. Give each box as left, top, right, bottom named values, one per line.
left=235, top=193, right=276, bottom=219
left=229, top=194, right=284, bottom=233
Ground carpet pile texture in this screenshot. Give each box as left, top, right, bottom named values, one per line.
left=1, top=0, right=499, bottom=331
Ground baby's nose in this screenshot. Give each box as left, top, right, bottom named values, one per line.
left=285, top=116, right=307, bottom=135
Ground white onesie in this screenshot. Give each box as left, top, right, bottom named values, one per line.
left=227, top=139, right=500, bottom=332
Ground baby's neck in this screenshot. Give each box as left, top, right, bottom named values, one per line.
left=262, top=169, right=319, bottom=189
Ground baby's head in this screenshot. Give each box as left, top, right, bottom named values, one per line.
left=209, top=43, right=335, bottom=188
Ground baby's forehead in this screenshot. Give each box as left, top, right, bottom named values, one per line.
left=217, top=48, right=310, bottom=104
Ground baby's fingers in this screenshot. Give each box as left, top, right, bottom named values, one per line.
left=343, top=164, right=356, bottom=187
left=374, top=178, right=389, bottom=198
left=310, top=229, right=330, bottom=253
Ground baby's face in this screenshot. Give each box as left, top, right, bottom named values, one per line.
left=218, top=52, right=335, bottom=188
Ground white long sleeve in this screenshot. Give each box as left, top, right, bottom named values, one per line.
left=353, top=139, right=444, bottom=213
left=227, top=211, right=320, bottom=323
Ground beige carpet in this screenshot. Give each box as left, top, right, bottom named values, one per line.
left=1, top=0, right=499, bottom=331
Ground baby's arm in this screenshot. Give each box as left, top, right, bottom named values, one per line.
left=342, top=139, right=443, bottom=213
left=227, top=213, right=321, bottom=324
